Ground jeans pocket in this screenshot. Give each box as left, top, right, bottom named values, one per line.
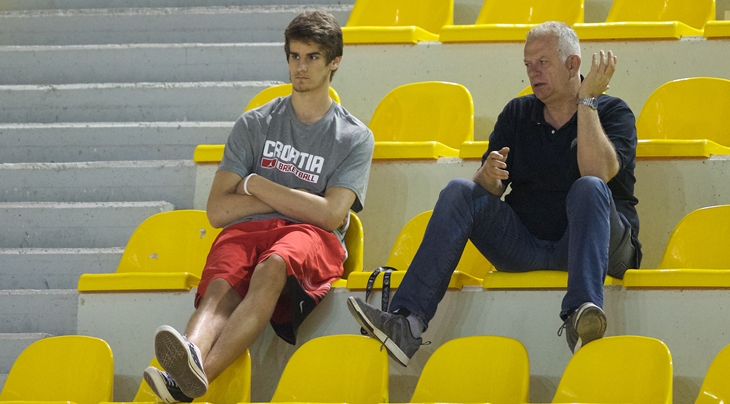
left=607, top=227, right=636, bottom=279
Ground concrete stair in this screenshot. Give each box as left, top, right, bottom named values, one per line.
left=0, top=0, right=353, bottom=389
left=0, top=122, right=232, bottom=163
left=0, top=43, right=288, bottom=85
left=0, top=161, right=195, bottom=207
left=0, top=5, right=352, bottom=45
left=0, top=81, right=278, bottom=123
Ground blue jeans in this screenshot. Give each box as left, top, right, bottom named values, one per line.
left=390, top=176, right=637, bottom=329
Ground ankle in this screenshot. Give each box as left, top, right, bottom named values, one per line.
left=406, top=315, right=425, bottom=339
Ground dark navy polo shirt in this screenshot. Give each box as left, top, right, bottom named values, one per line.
left=483, top=94, right=640, bottom=246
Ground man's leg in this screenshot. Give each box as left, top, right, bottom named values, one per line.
left=196, top=254, right=287, bottom=381
left=391, top=178, right=557, bottom=325
left=349, top=178, right=552, bottom=365
left=149, top=255, right=287, bottom=400
left=559, top=176, right=635, bottom=352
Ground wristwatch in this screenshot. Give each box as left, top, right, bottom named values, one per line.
left=578, top=97, right=598, bottom=110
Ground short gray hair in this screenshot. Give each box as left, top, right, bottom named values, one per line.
left=526, top=21, right=581, bottom=62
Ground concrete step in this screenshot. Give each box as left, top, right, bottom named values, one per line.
left=0, top=5, right=352, bottom=46
left=0, top=333, right=52, bottom=374
left=0, top=0, right=355, bottom=11
left=0, top=122, right=231, bottom=163
left=0, top=43, right=287, bottom=85
left=0, top=201, right=173, bottom=248
left=0, top=248, right=123, bottom=290
left=0, top=160, right=195, bottom=208
left=0, top=290, right=77, bottom=334
left=0, top=81, right=278, bottom=123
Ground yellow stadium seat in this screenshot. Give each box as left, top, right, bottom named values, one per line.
left=270, top=335, right=388, bottom=404
left=244, top=83, right=341, bottom=112
left=370, top=81, right=474, bottom=159
left=695, top=343, right=730, bottom=404
left=332, top=211, right=367, bottom=287
left=458, top=140, right=490, bottom=159
left=342, top=0, right=452, bottom=44
left=347, top=211, right=489, bottom=290
left=118, top=353, right=250, bottom=404
left=440, top=0, right=584, bottom=43
left=574, top=0, right=715, bottom=40
left=552, top=336, right=673, bottom=404
left=0, top=336, right=114, bottom=404
left=78, top=210, right=221, bottom=292
left=636, top=77, right=730, bottom=158
left=460, top=85, right=530, bottom=159
left=704, top=20, right=730, bottom=38
left=624, top=205, right=730, bottom=288
left=410, top=335, right=529, bottom=404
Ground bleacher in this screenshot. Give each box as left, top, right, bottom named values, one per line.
left=2, top=0, right=730, bottom=402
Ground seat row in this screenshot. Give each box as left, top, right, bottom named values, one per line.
left=193, top=77, right=730, bottom=162
left=76, top=201, right=730, bottom=293
left=4, top=333, right=730, bottom=404
left=342, top=0, right=729, bottom=44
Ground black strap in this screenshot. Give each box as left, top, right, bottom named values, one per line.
left=360, top=266, right=398, bottom=336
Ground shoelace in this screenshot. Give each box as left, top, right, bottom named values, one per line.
left=163, top=372, right=181, bottom=389
left=557, top=320, right=569, bottom=337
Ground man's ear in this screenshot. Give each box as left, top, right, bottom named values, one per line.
left=330, top=56, right=342, bottom=71
left=566, top=54, right=581, bottom=77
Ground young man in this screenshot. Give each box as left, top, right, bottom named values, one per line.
left=144, top=11, right=374, bottom=402
left=348, top=22, right=641, bottom=366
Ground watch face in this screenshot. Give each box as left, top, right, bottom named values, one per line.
left=579, top=97, right=597, bottom=110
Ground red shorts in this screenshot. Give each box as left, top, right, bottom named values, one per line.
left=195, top=218, right=345, bottom=344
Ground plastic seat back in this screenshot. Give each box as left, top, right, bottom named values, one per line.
left=696, top=343, right=730, bottom=404
left=244, top=83, right=341, bottom=112
left=659, top=205, right=730, bottom=269
left=386, top=211, right=492, bottom=280
left=605, top=0, right=715, bottom=30
left=343, top=211, right=364, bottom=278
left=369, top=82, right=474, bottom=149
left=476, top=0, right=584, bottom=24
left=271, top=335, right=388, bottom=404
left=411, top=335, right=529, bottom=404
left=0, top=336, right=114, bottom=404
left=346, top=0, right=453, bottom=34
left=553, top=336, right=673, bottom=404
left=133, top=353, right=251, bottom=404
left=116, top=210, right=221, bottom=276
left=637, top=77, right=730, bottom=146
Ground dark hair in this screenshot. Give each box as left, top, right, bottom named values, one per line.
left=284, top=11, right=343, bottom=79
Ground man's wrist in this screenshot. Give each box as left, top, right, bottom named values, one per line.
left=577, top=97, right=598, bottom=111
left=242, top=173, right=257, bottom=195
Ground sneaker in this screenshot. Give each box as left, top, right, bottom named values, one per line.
left=558, top=302, right=607, bottom=353
left=154, top=325, right=208, bottom=398
left=143, top=366, right=193, bottom=403
left=346, top=296, right=422, bottom=366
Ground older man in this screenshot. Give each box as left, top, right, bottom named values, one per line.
left=348, top=21, right=640, bottom=366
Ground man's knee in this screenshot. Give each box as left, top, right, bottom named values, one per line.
left=567, top=176, right=611, bottom=206
left=253, top=254, right=288, bottom=285
left=438, top=178, right=475, bottom=206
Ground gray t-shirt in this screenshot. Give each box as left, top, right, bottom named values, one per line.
left=218, top=95, right=374, bottom=243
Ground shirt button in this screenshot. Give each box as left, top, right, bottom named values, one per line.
left=551, top=130, right=555, bottom=134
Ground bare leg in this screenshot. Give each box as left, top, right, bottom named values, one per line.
left=196, top=254, right=288, bottom=381
left=184, top=278, right=242, bottom=360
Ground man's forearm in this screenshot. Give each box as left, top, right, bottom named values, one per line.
left=244, top=174, right=353, bottom=232
left=206, top=192, right=276, bottom=228
left=576, top=106, right=619, bottom=182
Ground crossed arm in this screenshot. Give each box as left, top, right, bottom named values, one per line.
left=206, top=170, right=356, bottom=231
